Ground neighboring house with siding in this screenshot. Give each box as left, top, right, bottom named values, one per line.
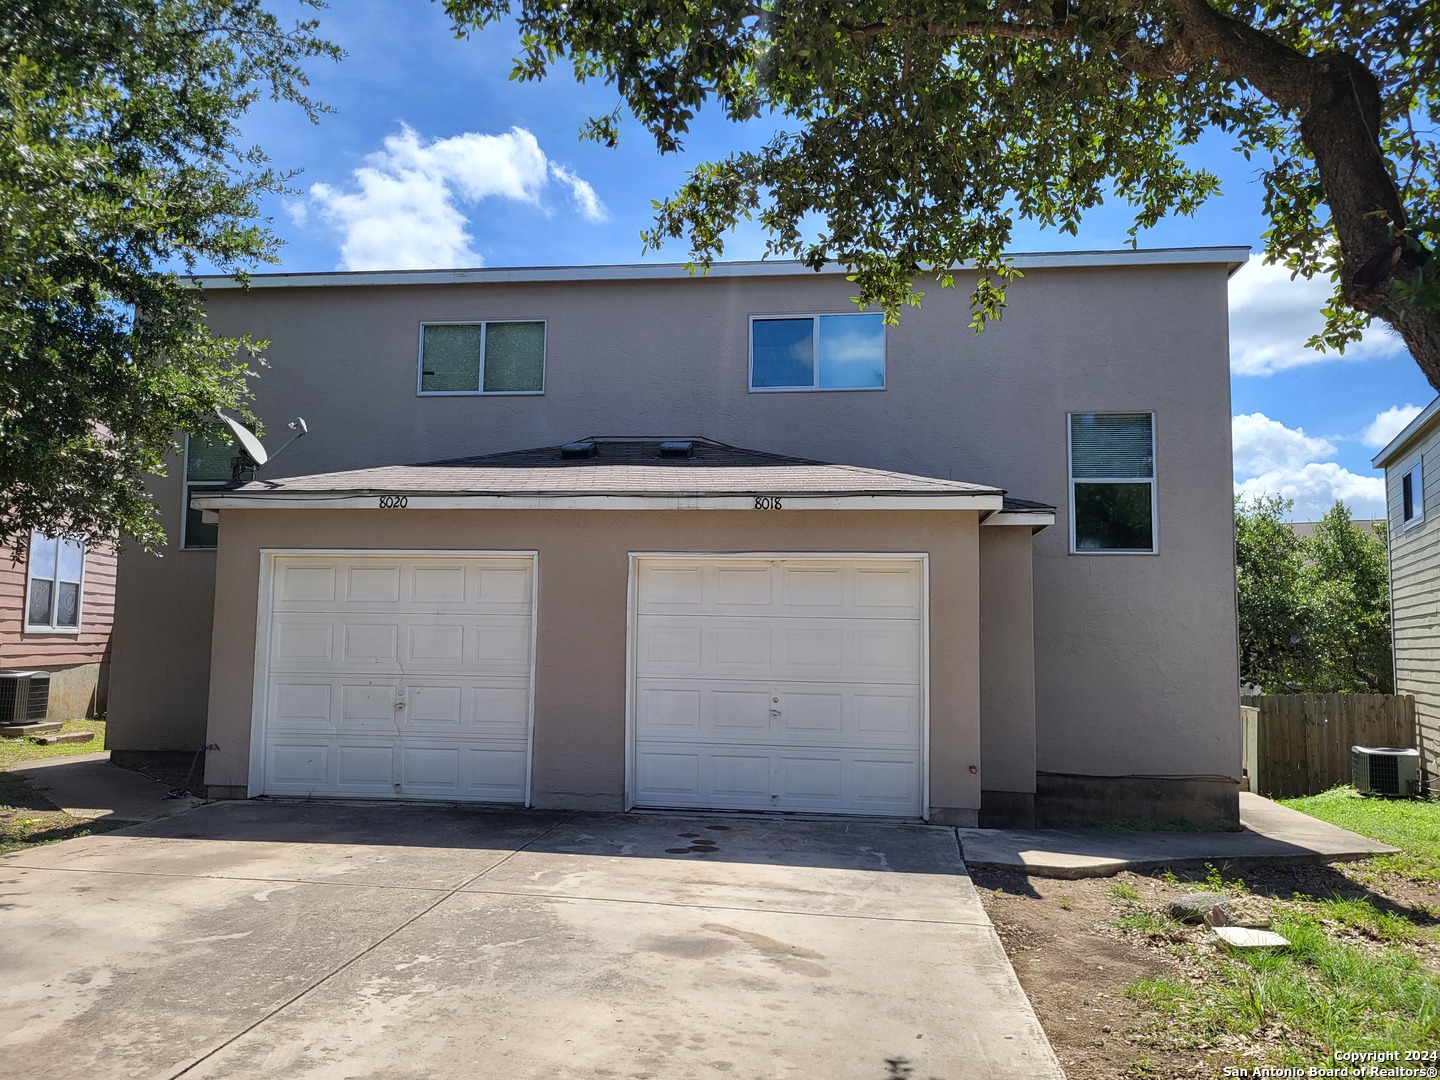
left=107, top=248, right=1246, bottom=828
left=1372, top=400, right=1440, bottom=787
left=1, top=535, right=116, bottom=720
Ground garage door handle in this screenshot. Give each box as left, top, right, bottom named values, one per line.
left=395, top=702, right=406, bottom=710
left=769, top=708, right=782, bottom=716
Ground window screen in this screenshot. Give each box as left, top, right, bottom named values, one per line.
left=420, top=321, right=545, bottom=394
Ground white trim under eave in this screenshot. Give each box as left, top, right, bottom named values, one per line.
left=982, top=511, right=1056, bottom=528
left=191, top=492, right=1006, bottom=512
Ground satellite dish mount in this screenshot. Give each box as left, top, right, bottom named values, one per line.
left=216, top=415, right=309, bottom=482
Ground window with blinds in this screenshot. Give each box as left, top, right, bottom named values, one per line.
left=1069, top=412, right=1157, bottom=553
left=418, top=321, right=545, bottom=395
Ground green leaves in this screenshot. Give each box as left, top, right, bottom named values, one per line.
left=443, top=0, right=1440, bottom=374
left=0, top=1, right=341, bottom=553
left=1235, top=497, right=1392, bottom=694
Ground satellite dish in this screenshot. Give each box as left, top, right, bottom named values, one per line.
left=218, top=415, right=268, bottom=467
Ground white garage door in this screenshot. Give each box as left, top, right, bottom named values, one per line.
left=631, top=556, right=926, bottom=817
left=257, top=553, right=535, bottom=802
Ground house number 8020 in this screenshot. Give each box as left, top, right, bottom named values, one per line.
left=753, top=497, right=783, bottom=510
left=378, top=496, right=408, bottom=508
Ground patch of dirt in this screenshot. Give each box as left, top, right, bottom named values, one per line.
left=970, top=861, right=1440, bottom=1080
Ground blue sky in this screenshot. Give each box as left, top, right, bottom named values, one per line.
left=238, top=0, right=1435, bottom=520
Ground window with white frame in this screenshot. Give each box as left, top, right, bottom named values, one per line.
left=418, top=321, right=546, bottom=394
left=184, top=428, right=250, bottom=549
left=1402, top=461, right=1424, bottom=527
left=1069, top=412, right=1157, bottom=553
left=749, top=313, right=886, bottom=390
left=26, top=531, right=85, bottom=631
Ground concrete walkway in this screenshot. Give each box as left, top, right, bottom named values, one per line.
left=11, top=751, right=203, bottom=823
left=0, top=803, right=1063, bottom=1080
left=957, top=792, right=1398, bottom=878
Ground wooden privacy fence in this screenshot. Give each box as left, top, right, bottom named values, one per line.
left=1240, top=693, right=1418, bottom=799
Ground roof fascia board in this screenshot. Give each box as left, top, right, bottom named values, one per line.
left=191, top=492, right=1005, bottom=512
left=1372, top=394, right=1440, bottom=469
left=982, top=510, right=1056, bottom=528
left=190, top=247, right=1251, bottom=291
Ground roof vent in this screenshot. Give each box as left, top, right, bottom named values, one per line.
left=560, top=441, right=597, bottom=459
left=658, top=440, right=693, bottom=458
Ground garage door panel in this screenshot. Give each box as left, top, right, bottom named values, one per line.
left=636, top=679, right=920, bottom=747
left=272, top=557, right=534, bottom=614
left=635, top=616, right=919, bottom=684
left=261, top=553, right=534, bottom=802
left=635, top=559, right=921, bottom=619
left=269, top=614, right=533, bottom=675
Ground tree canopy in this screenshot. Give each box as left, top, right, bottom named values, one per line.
left=1236, top=497, right=1392, bottom=695
left=1, top=1, right=339, bottom=553
left=444, top=0, right=1440, bottom=382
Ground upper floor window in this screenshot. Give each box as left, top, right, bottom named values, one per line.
left=26, top=531, right=85, bottom=631
left=184, top=428, right=251, bottom=549
left=1069, top=412, right=1157, bottom=554
left=1402, top=461, right=1424, bottom=527
left=750, top=313, right=885, bottom=391
left=419, top=321, right=546, bottom=395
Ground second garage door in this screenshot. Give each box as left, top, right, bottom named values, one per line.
left=630, top=556, right=926, bottom=817
left=257, top=552, right=535, bottom=802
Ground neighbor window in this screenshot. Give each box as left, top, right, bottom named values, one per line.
left=419, top=321, right=546, bottom=394
left=1069, top=412, right=1157, bottom=553
left=184, top=428, right=250, bottom=549
left=750, top=313, right=886, bottom=390
left=26, top=531, right=84, bottom=631
left=1402, top=462, right=1424, bottom=527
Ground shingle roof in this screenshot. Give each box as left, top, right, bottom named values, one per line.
left=231, top=438, right=1006, bottom=499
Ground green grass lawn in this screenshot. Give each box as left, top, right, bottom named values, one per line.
left=1281, top=785, right=1440, bottom=881
left=1114, top=786, right=1440, bottom=1071
left=0, top=719, right=118, bottom=853
left=0, top=718, right=106, bottom=769
left=1127, top=912, right=1440, bottom=1066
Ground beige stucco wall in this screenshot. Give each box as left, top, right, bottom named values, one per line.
left=979, top=526, right=1037, bottom=795
left=108, top=447, right=218, bottom=751
left=203, top=509, right=983, bottom=816
left=113, top=258, right=1240, bottom=789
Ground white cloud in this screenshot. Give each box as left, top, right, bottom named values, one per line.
left=548, top=163, right=608, bottom=223
left=1231, top=412, right=1336, bottom=475
left=1232, top=412, right=1385, bottom=520
left=1229, top=257, right=1406, bottom=376
left=1360, top=403, right=1424, bottom=449
left=305, top=125, right=608, bottom=270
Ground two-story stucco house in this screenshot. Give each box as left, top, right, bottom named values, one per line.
left=1372, top=399, right=1440, bottom=787
left=106, top=247, right=1247, bottom=828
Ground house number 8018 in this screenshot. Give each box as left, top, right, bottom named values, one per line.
left=753, top=497, right=783, bottom=510
left=378, top=496, right=408, bottom=508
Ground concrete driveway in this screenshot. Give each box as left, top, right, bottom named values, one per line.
left=0, top=803, right=1061, bottom=1080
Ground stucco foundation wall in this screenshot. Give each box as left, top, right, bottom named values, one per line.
left=28, top=663, right=108, bottom=720
left=204, top=509, right=983, bottom=815
left=108, top=450, right=218, bottom=751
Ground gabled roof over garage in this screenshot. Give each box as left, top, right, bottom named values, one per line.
left=190, top=437, right=1054, bottom=520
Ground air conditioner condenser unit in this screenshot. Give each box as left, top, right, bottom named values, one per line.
left=1351, top=745, right=1421, bottom=797
left=0, top=670, right=52, bottom=725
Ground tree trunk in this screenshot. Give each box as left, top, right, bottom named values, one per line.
left=1122, top=0, right=1440, bottom=390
